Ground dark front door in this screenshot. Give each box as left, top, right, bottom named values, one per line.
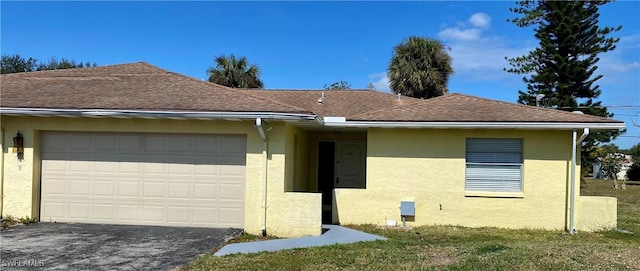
left=318, top=141, right=335, bottom=224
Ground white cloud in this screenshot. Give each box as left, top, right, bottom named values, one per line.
left=438, top=12, right=491, bottom=42
left=437, top=28, right=481, bottom=41
left=611, top=61, right=640, bottom=72
left=434, top=12, right=534, bottom=82
left=469, top=12, right=491, bottom=29
left=368, top=72, right=391, bottom=93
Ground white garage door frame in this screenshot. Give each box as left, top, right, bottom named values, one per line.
left=39, top=131, right=246, bottom=228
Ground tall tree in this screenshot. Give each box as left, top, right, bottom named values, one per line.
left=324, top=80, right=351, bottom=90
left=388, top=36, right=453, bottom=99
left=207, top=54, right=263, bottom=88
left=1, top=54, right=96, bottom=74
left=505, top=1, right=622, bottom=171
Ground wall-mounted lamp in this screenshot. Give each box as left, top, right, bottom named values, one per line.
left=13, top=130, right=24, bottom=160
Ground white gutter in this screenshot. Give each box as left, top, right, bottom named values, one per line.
left=0, top=108, right=316, bottom=121
left=569, top=128, right=589, bottom=234
left=0, top=128, right=4, bottom=218
left=322, top=120, right=624, bottom=130
left=255, top=118, right=269, bottom=236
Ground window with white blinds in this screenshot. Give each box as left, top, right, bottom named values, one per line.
left=465, top=138, right=523, bottom=192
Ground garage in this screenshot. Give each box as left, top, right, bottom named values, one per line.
left=40, top=132, right=246, bottom=228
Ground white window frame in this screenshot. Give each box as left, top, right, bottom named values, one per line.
left=465, top=138, right=523, bottom=194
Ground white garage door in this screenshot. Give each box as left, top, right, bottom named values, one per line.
left=40, top=132, right=246, bottom=228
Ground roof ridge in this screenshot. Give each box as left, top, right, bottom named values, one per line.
left=443, top=93, right=616, bottom=121
left=0, top=61, right=151, bottom=76
left=127, top=63, right=312, bottom=114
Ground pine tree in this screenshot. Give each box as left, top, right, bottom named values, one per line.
left=505, top=0, right=623, bottom=170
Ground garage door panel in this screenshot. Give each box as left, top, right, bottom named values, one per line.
left=193, top=183, right=218, bottom=200
left=168, top=136, right=193, bottom=152
left=69, top=203, right=91, bottom=219
left=118, top=157, right=143, bottom=173
left=42, top=202, right=66, bottom=219
left=94, top=158, right=117, bottom=173
left=118, top=181, right=141, bottom=197
left=168, top=207, right=191, bottom=223
left=219, top=163, right=245, bottom=176
left=117, top=205, right=140, bottom=221
left=168, top=183, right=191, bottom=199
left=95, top=134, right=118, bottom=151
left=192, top=207, right=217, bottom=224
left=93, top=179, right=116, bottom=197
left=93, top=204, right=115, bottom=220
left=219, top=207, right=243, bottom=226
left=167, top=162, right=194, bottom=176
left=142, top=206, right=165, bottom=222
left=42, top=134, right=69, bottom=152
left=41, top=132, right=245, bottom=228
left=69, top=180, right=91, bottom=196
left=219, top=183, right=243, bottom=201
left=219, top=137, right=246, bottom=153
left=194, top=164, right=219, bottom=176
left=143, top=161, right=167, bottom=174
left=70, top=134, right=93, bottom=151
left=42, top=178, right=68, bottom=196
left=142, top=182, right=166, bottom=198
left=69, top=155, right=92, bottom=173
left=144, top=135, right=167, bottom=152
left=118, top=135, right=143, bottom=151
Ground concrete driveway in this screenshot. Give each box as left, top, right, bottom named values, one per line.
left=0, top=223, right=241, bottom=271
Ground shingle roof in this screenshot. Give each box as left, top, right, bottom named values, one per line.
left=0, top=62, right=309, bottom=114
left=0, top=62, right=623, bottom=125
left=349, top=93, right=620, bottom=123
left=238, top=89, right=422, bottom=118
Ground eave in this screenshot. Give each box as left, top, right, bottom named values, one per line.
left=0, top=107, right=317, bottom=121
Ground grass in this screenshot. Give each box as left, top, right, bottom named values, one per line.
left=184, top=179, right=639, bottom=271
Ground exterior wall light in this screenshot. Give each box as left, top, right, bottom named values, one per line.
left=13, top=130, right=24, bottom=160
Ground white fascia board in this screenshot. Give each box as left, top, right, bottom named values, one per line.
left=322, top=120, right=625, bottom=130
left=0, top=107, right=317, bottom=121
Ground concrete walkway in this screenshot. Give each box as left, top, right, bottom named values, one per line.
left=214, top=225, right=387, bottom=256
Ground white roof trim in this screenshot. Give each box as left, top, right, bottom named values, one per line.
left=322, top=120, right=625, bottom=130
left=0, top=107, right=317, bottom=120
left=2, top=108, right=625, bottom=130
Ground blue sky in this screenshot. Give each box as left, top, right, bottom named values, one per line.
left=2, top=1, right=639, bottom=148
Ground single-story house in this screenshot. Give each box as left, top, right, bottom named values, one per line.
left=0, top=62, right=625, bottom=237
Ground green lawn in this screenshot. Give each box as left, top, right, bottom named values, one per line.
left=184, top=179, right=639, bottom=271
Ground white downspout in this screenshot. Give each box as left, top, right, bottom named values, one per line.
left=255, top=118, right=268, bottom=236
left=569, top=128, right=589, bottom=234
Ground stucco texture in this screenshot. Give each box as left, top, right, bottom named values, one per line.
left=1, top=115, right=615, bottom=237
left=334, top=128, right=615, bottom=232
left=0, top=116, right=321, bottom=237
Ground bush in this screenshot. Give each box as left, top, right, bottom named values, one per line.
left=1, top=215, right=19, bottom=229
left=18, top=216, right=38, bottom=225
left=627, top=163, right=640, bottom=181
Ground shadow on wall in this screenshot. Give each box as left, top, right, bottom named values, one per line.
left=367, top=129, right=571, bottom=161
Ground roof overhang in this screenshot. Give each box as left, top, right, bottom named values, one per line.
left=322, top=118, right=626, bottom=130
left=0, top=107, right=317, bottom=121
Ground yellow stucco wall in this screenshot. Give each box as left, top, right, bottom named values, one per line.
left=284, top=124, right=310, bottom=192
left=334, top=128, right=595, bottom=231
left=0, top=116, right=321, bottom=237
left=263, top=122, right=321, bottom=236
left=576, top=196, right=617, bottom=231
left=1, top=114, right=614, bottom=236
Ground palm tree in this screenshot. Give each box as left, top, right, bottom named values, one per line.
left=207, top=54, right=264, bottom=88
left=388, top=36, right=453, bottom=99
